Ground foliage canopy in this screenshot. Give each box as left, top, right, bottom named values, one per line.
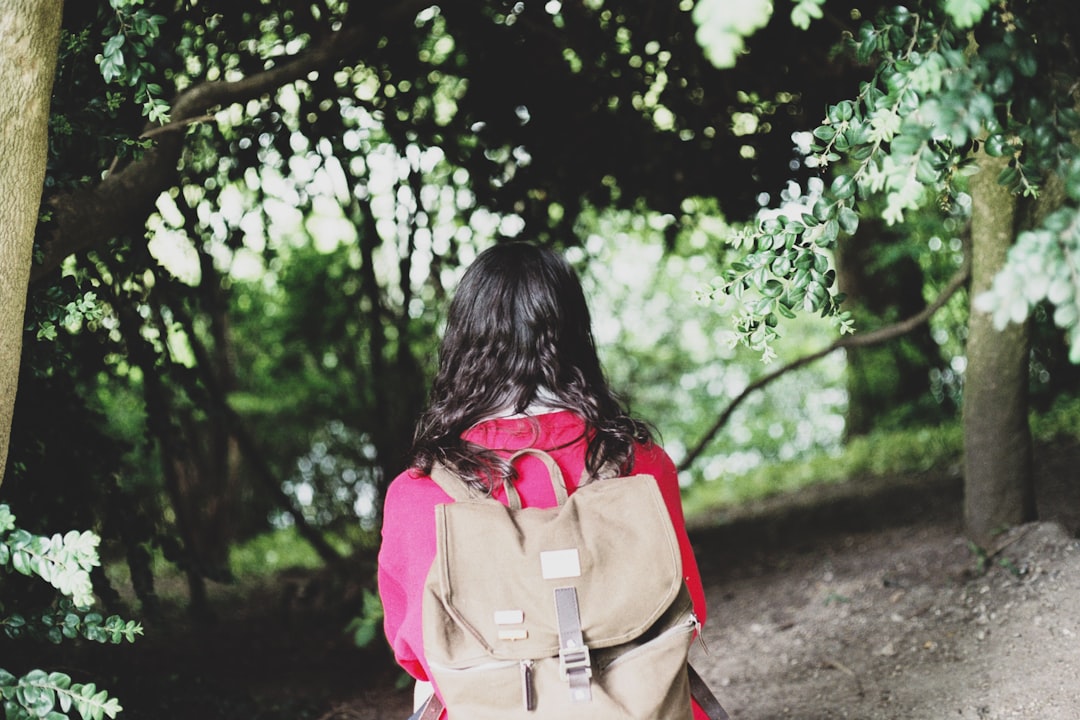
left=694, top=0, right=1080, bottom=362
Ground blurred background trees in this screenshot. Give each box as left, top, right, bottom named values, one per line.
left=1, top=4, right=1080, bottom=713
left=693, top=0, right=1080, bottom=542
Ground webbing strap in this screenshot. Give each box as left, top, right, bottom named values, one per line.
left=553, top=586, right=592, bottom=703
left=428, top=463, right=479, bottom=502
left=689, top=665, right=731, bottom=720
left=407, top=693, right=443, bottom=720
left=508, top=448, right=568, bottom=506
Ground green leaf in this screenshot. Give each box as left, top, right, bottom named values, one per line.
left=857, top=29, right=877, bottom=64
left=890, top=134, right=922, bottom=156
left=830, top=174, right=855, bottom=200
left=821, top=219, right=839, bottom=246
left=984, top=134, right=1008, bottom=157
left=837, top=206, right=859, bottom=235
left=761, top=279, right=783, bottom=297
left=1016, top=49, right=1038, bottom=77
left=12, top=550, right=31, bottom=577
left=35, top=322, right=58, bottom=342
left=770, top=256, right=792, bottom=276
left=989, top=65, right=1014, bottom=97
left=915, top=156, right=939, bottom=184
left=0, top=505, right=15, bottom=532
left=849, top=144, right=874, bottom=161
left=943, top=0, right=990, bottom=28
left=812, top=199, right=832, bottom=222
left=827, top=101, right=855, bottom=124
left=888, top=5, right=912, bottom=24
left=1059, top=108, right=1080, bottom=131
left=998, top=165, right=1019, bottom=188
left=102, top=34, right=125, bottom=57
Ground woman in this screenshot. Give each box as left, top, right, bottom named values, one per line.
left=377, top=241, right=708, bottom=718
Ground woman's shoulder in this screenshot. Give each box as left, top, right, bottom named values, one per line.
left=384, top=467, right=454, bottom=510
left=632, top=438, right=677, bottom=477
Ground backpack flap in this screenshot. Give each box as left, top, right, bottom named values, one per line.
left=422, top=472, right=684, bottom=667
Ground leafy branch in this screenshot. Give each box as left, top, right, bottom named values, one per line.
left=96, top=0, right=170, bottom=123
left=2, top=599, right=142, bottom=646
left=681, top=253, right=971, bottom=471
left=0, top=506, right=99, bottom=608
left=692, top=1, right=1080, bottom=362
left=0, top=671, right=123, bottom=720
left=0, top=505, right=139, bottom=720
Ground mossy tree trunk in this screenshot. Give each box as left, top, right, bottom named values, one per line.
left=0, top=2, right=64, bottom=487
left=963, top=151, right=1036, bottom=546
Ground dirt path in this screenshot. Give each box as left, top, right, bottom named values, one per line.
left=683, top=444, right=1080, bottom=720
left=693, top=520, right=1080, bottom=719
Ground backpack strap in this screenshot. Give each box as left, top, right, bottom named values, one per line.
left=407, top=693, right=443, bottom=720
left=428, top=463, right=482, bottom=503
left=689, top=664, right=731, bottom=720
left=507, top=448, right=568, bottom=506
left=429, top=449, right=569, bottom=510
left=554, top=585, right=594, bottom=702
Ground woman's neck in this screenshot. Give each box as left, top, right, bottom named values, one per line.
left=480, top=387, right=562, bottom=421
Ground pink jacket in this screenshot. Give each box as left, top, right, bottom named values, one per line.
left=377, top=410, right=708, bottom=718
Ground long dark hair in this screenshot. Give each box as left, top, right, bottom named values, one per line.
left=410, top=241, right=651, bottom=489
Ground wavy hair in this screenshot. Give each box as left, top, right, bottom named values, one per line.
left=410, top=242, right=652, bottom=490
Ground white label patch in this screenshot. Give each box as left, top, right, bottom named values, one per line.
left=494, top=609, right=525, bottom=625
left=540, top=549, right=581, bottom=580
left=497, top=628, right=529, bottom=641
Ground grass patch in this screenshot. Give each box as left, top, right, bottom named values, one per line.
left=228, top=522, right=378, bottom=576
left=682, top=394, right=1080, bottom=522
left=1031, top=394, right=1080, bottom=442
left=681, top=420, right=964, bottom=520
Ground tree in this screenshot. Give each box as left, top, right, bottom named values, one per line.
left=0, top=1, right=64, bottom=483
left=963, top=150, right=1035, bottom=541
left=5, top=0, right=1079, bottom=601
left=693, top=0, right=1080, bottom=544
left=7, top=0, right=861, bottom=555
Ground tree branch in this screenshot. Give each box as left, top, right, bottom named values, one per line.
left=136, top=113, right=217, bottom=141
left=677, top=258, right=971, bottom=474
left=31, top=0, right=430, bottom=284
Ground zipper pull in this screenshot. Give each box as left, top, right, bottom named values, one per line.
left=520, top=660, right=535, bottom=711
left=692, top=613, right=712, bottom=656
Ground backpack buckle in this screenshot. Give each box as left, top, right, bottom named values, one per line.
left=558, top=643, right=593, bottom=681
left=554, top=587, right=593, bottom=702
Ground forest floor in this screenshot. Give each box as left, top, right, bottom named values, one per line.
left=70, top=440, right=1080, bottom=720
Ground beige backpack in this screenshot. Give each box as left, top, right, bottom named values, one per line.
left=421, top=448, right=700, bottom=719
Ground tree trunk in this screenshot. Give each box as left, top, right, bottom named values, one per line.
left=963, top=151, right=1035, bottom=546
left=0, top=2, right=63, bottom=486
